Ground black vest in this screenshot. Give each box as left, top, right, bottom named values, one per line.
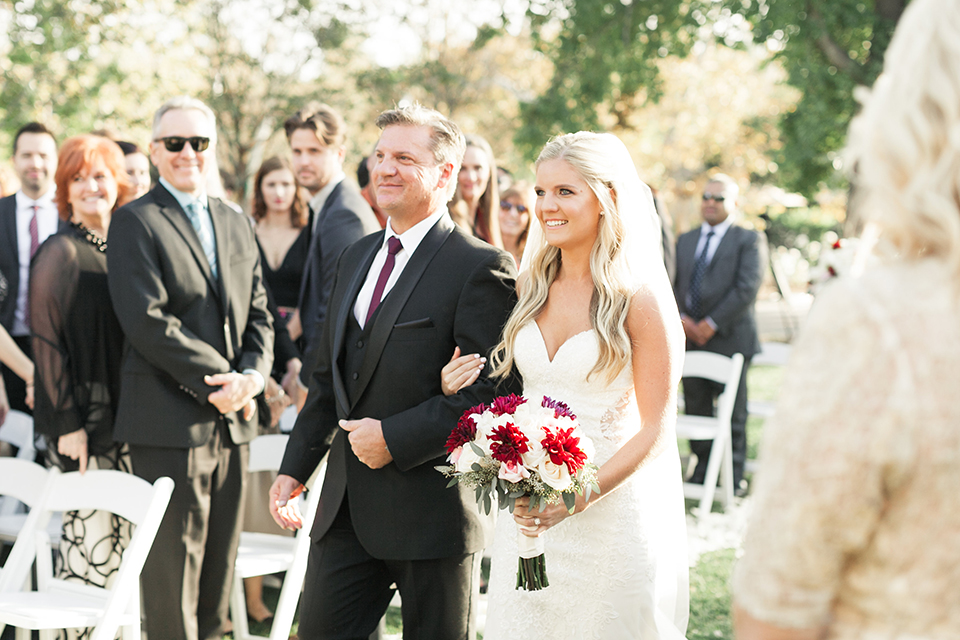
left=340, top=311, right=380, bottom=407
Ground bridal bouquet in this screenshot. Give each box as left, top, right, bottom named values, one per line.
left=436, top=394, right=599, bottom=590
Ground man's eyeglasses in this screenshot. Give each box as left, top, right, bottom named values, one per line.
left=500, top=201, right=529, bottom=214
left=702, top=193, right=726, bottom=202
left=155, top=136, right=211, bottom=153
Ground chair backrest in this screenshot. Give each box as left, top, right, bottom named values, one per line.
left=0, top=457, right=50, bottom=518
left=682, top=351, right=745, bottom=425
left=752, top=341, right=792, bottom=367
left=248, top=434, right=290, bottom=473
left=0, top=411, right=35, bottom=461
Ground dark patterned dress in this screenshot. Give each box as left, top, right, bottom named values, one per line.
left=30, top=224, right=132, bottom=612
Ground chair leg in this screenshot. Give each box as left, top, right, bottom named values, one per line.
left=721, top=430, right=736, bottom=507
left=230, top=572, right=251, bottom=640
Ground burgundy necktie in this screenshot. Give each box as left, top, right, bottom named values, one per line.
left=29, top=205, right=40, bottom=259
left=366, top=236, right=403, bottom=324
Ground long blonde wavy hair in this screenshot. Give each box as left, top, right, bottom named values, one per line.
left=846, top=0, right=960, bottom=272
left=491, top=132, right=663, bottom=384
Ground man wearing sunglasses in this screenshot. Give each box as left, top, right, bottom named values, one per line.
left=107, top=96, right=274, bottom=640
left=673, top=173, right=764, bottom=497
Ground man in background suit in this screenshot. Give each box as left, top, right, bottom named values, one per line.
left=281, top=103, right=380, bottom=406
left=270, top=105, right=517, bottom=639
left=107, top=96, right=273, bottom=640
left=0, top=123, right=59, bottom=416
left=674, top=173, right=764, bottom=494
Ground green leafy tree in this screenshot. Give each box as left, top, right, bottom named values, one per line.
left=723, top=0, right=907, bottom=196
left=515, top=0, right=701, bottom=159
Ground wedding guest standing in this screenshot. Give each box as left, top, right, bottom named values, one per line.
left=734, top=1, right=960, bottom=637
left=117, top=140, right=151, bottom=199
left=0, top=323, right=34, bottom=424
left=498, top=180, right=534, bottom=265
left=107, top=96, right=273, bottom=640
left=450, top=134, right=504, bottom=248
left=30, top=134, right=134, bottom=587
left=0, top=123, right=60, bottom=415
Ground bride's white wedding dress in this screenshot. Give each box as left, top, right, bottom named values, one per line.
left=484, top=322, right=689, bottom=640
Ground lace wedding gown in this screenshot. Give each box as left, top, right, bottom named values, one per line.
left=484, top=322, right=689, bottom=640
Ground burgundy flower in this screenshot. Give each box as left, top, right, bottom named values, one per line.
left=827, top=265, right=837, bottom=277
left=446, top=404, right=485, bottom=453
left=489, top=394, right=527, bottom=417
left=832, top=239, right=842, bottom=250
left=540, top=426, right=587, bottom=474
left=541, top=396, right=576, bottom=420
left=489, top=423, right=530, bottom=466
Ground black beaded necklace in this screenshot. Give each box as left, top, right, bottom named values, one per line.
left=71, top=221, right=107, bottom=252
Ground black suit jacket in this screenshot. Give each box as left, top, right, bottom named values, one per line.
left=0, top=195, right=18, bottom=331
left=106, top=184, right=274, bottom=448
left=673, top=223, right=764, bottom=358
left=298, top=180, right=380, bottom=355
left=280, top=215, right=518, bottom=561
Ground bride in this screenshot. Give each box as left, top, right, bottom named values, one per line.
left=442, top=132, right=689, bottom=639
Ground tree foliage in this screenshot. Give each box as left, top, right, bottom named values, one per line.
left=514, top=0, right=701, bottom=159
left=723, top=0, right=907, bottom=196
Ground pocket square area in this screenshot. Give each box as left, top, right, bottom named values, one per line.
left=393, top=317, right=434, bottom=329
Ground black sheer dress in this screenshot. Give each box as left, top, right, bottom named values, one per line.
left=30, top=223, right=132, bottom=598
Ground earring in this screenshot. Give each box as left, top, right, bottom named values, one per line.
left=599, top=210, right=605, bottom=216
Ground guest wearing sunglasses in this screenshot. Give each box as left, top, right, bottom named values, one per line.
left=673, top=174, right=764, bottom=496
left=107, top=96, right=273, bottom=640
left=498, top=180, right=534, bottom=266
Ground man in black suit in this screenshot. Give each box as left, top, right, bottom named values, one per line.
left=281, top=103, right=380, bottom=406
left=107, top=96, right=273, bottom=640
left=674, top=174, right=764, bottom=493
left=0, top=123, right=59, bottom=416
left=270, top=105, right=517, bottom=639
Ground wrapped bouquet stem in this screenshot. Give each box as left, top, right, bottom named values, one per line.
left=437, top=394, right=599, bottom=591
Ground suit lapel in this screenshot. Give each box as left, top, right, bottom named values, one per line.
left=706, top=225, right=738, bottom=277
left=208, top=198, right=231, bottom=304
left=153, top=186, right=220, bottom=297
left=349, top=216, right=455, bottom=413
left=331, top=232, right=383, bottom=416
left=0, top=198, right=18, bottom=297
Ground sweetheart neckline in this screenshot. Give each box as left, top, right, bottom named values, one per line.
left=531, top=321, right=594, bottom=364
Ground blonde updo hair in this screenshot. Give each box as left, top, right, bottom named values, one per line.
left=846, top=0, right=960, bottom=273
left=491, top=132, right=662, bottom=384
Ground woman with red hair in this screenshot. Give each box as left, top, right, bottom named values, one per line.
left=30, top=134, right=134, bottom=590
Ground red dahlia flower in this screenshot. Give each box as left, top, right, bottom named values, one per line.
left=542, top=396, right=577, bottom=420
left=489, top=394, right=527, bottom=416
left=541, top=426, right=587, bottom=474
left=489, top=423, right=530, bottom=466
left=445, top=404, right=485, bottom=453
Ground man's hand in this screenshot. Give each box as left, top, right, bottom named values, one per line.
left=339, top=418, right=393, bottom=469
left=681, top=315, right=703, bottom=343
left=269, top=474, right=306, bottom=530
left=281, top=358, right=305, bottom=412
left=58, top=429, right=89, bottom=474
left=694, top=319, right=716, bottom=346
left=264, top=377, right=290, bottom=428
left=206, top=372, right=260, bottom=420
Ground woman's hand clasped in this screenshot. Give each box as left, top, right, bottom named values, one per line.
left=513, top=495, right=585, bottom=537
left=440, top=346, right=485, bottom=396
left=58, top=429, right=89, bottom=474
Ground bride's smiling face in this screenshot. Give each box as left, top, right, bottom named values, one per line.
left=534, top=158, right=602, bottom=252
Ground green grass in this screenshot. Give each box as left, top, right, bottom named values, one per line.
left=687, top=549, right=736, bottom=640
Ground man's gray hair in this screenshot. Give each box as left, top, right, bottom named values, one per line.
left=706, top=173, right=741, bottom=203
left=152, top=96, right=218, bottom=143
left=375, top=104, right=465, bottom=171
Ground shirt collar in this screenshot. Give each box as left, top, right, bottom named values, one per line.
left=16, top=188, right=56, bottom=210
left=160, top=177, right=208, bottom=212
left=308, top=172, right=346, bottom=215
left=700, top=216, right=733, bottom=239
left=384, top=207, right=446, bottom=256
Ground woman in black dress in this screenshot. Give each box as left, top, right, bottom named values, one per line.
left=29, top=134, right=134, bottom=593
left=244, top=155, right=309, bottom=623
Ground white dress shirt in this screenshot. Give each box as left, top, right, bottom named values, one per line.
left=353, top=208, right=447, bottom=328
left=14, top=189, right=58, bottom=335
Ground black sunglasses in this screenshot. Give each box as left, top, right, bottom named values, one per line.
left=155, top=136, right=211, bottom=153
left=500, top=201, right=529, bottom=214
left=702, top=193, right=726, bottom=202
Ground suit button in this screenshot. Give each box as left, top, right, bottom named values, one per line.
left=352, top=372, right=359, bottom=380
left=356, top=340, right=363, bottom=348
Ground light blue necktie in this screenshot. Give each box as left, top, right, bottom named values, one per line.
left=184, top=201, right=218, bottom=279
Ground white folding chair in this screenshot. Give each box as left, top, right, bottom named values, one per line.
left=0, top=456, right=59, bottom=546
left=230, top=434, right=325, bottom=640
left=677, top=351, right=744, bottom=517
left=0, top=469, right=174, bottom=640
left=0, top=411, right=37, bottom=520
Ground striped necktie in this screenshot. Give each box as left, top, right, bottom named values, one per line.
left=688, top=230, right=714, bottom=319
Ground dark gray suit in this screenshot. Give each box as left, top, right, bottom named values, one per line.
left=674, top=223, right=764, bottom=485
left=107, top=183, right=273, bottom=640
left=298, top=180, right=380, bottom=357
